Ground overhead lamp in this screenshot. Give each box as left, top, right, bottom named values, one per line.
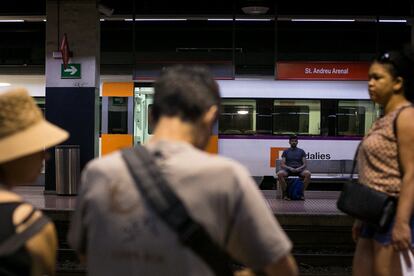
left=0, top=20, right=24, bottom=23
left=291, top=19, right=355, bottom=22
left=207, top=18, right=271, bottom=21
left=378, top=19, right=407, bottom=23
left=0, top=83, right=11, bottom=87
left=241, top=0, right=269, bottom=15
left=236, top=18, right=271, bottom=21
left=237, top=110, right=249, bottom=115
left=125, top=18, right=187, bottom=21
left=207, top=18, right=233, bottom=21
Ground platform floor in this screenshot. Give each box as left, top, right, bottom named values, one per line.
left=262, top=190, right=344, bottom=215
left=13, top=186, right=345, bottom=216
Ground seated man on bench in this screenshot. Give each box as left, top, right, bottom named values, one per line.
left=276, top=135, right=311, bottom=200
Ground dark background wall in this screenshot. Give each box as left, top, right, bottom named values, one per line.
left=0, top=0, right=413, bottom=76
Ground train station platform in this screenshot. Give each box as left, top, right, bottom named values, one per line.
left=12, top=186, right=352, bottom=226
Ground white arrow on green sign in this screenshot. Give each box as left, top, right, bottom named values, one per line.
left=61, top=64, right=81, bottom=79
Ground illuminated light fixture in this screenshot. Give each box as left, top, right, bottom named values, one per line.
left=237, top=110, right=249, bottom=115
left=208, top=18, right=271, bottom=21
left=0, top=19, right=24, bottom=23
left=0, top=83, right=11, bottom=87
left=291, top=19, right=355, bottom=22
left=43, top=19, right=47, bottom=22
left=124, top=18, right=187, bottom=21
left=100, top=19, right=105, bottom=21
left=379, top=19, right=407, bottom=23
left=236, top=18, right=271, bottom=21
left=207, top=18, right=233, bottom=21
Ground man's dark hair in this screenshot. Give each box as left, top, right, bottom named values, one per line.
left=152, top=65, right=221, bottom=123
left=289, top=134, right=298, bottom=141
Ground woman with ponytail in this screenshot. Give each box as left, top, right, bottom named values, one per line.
left=352, top=45, right=414, bottom=276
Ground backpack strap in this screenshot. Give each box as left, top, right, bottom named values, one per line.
left=121, top=146, right=234, bottom=276
left=15, top=208, right=37, bottom=227
left=0, top=209, right=50, bottom=256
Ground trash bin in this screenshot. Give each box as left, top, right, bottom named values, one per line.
left=55, top=145, right=80, bottom=195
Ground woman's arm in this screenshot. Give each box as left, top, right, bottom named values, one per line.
left=392, top=108, right=414, bottom=251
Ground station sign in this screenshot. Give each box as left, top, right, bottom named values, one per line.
left=61, top=63, right=81, bottom=79
left=276, top=62, right=370, bottom=80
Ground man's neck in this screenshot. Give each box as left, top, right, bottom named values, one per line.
left=149, top=117, right=197, bottom=146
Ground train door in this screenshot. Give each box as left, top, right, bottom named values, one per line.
left=101, top=82, right=134, bottom=156
left=133, top=85, right=218, bottom=153
left=133, top=87, right=154, bottom=145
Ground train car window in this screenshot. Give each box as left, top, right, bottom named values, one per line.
left=273, top=100, right=320, bottom=135
left=337, top=100, right=377, bottom=136
left=256, top=99, right=273, bottom=134
left=147, top=104, right=154, bottom=134
left=320, top=99, right=337, bottom=136
left=108, top=97, right=128, bottom=134
left=99, top=97, right=102, bottom=135
left=219, top=99, right=256, bottom=134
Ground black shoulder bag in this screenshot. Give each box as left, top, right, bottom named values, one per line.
left=121, top=146, right=235, bottom=276
left=337, top=105, right=412, bottom=232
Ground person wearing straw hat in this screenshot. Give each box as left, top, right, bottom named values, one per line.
left=0, top=88, right=68, bottom=275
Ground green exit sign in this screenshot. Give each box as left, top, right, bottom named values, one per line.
left=61, top=64, right=81, bottom=79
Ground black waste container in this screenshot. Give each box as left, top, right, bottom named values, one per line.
left=55, top=145, right=80, bottom=195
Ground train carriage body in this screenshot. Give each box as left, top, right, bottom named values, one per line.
left=217, top=79, right=379, bottom=177
left=0, top=75, right=379, bottom=179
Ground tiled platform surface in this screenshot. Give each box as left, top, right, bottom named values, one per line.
left=262, top=190, right=352, bottom=226
left=13, top=186, right=77, bottom=211
left=12, top=186, right=353, bottom=226
left=263, top=190, right=343, bottom=215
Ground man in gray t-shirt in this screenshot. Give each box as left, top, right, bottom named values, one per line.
left=276, top=135, right=311, bottom=200
left=68, top=66, right=298, bottom=276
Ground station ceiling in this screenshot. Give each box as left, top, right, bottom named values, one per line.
left=0, top=0, right=413, bottom=75
left=2, top=0, right=414, bottom=17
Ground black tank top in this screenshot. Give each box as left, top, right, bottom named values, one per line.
left=0, top=202, right=32, bottom=276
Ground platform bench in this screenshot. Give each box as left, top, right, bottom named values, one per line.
left=275, top=159, right=358, bottom=183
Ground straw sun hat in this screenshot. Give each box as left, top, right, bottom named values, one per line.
left=0, top=88, right=69, bottom=164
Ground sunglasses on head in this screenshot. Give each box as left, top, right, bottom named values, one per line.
left=377, top=52, right=403, bottom=73
left=378, top=52, right=393, bottom=62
